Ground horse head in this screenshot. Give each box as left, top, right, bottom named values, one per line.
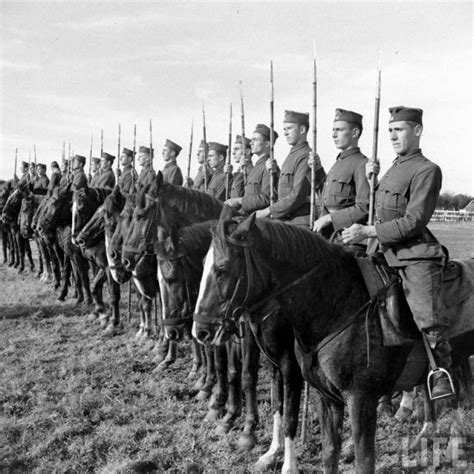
left=37, top=183, right=72, bottom=237
left=1, top=189, right=22, bottom=224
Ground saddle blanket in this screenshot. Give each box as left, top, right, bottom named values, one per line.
left=356, top=257, right=474, bottom=346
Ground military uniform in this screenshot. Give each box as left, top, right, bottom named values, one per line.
left=118, top=165, right=138, bottom=194
left=32, top=174, right=49, bottom=195
left=230, top=164, right=253, bottom=198
left=137, top=165, right=156, bottom=191
left=90, top=171, right=101, bottom=187
left=320, top=147, right=369, bottom=232
left=48, top=170, right=61, bottom=192
left=207, top=168, right=227, bottom=201
left=72, top=169, right=88, bottom=191
left=93, top=168, right=116, bottom=189
left=193, top=165, right=212, bottom=192
left=240, top=155, right=274, bottom=212
left=162, top=162, right=183, bottom=186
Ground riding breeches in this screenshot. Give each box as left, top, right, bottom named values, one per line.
left=398, top=260, right=448, bottom=332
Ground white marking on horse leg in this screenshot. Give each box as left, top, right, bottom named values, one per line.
left=192, top=245, right=214, bottom=340
left=281, top=436, right=297, bottom=474
left=71, top=201, right=77, bottom=241
left=255, top=411, right=282, bottom=471
left=157, top=265, right=167, bottom=319
left=400, top=389, right=416, bottom=411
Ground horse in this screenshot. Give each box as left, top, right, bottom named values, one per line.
left=193, top=212, right=474, bottom=473
left=37, top=184, right=92, bottom=305
left=1, top=186, right=34, bottom=273
left=0, top=180, right=18, bottom=266
left=72, top=186, right=124, bottom=334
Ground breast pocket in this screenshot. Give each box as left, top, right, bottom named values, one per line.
left=279, top=173, right=294, bottom=197
left=378, top=183, right=409, bottom=219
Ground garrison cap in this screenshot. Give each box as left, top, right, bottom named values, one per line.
left=165, top=139, right=182, bottom=156
left=334, top=108, right=363, bottom=128
left=235, top=135, right=251, bottom=148
left=74, top=155, right=86, bottom=165
left=198, top=140, right=209, bottom=151
left=91, top=157, right=101, bottom=164
left=21, top=161, right=29, bottom=168
left=253, top=124, right=279, bottom=142
left=101, top=152, right=115, bottom=162
left=36, top=163, right=46, bottom=170
left=139, top=145, right=153, bottom=155
left=283, top=110, right=309, bottom=127
left=51, top=161, right=59, bottom=168
left=122, top=147, right=134, bottom=157
left=208, top=142, right=228, bottom=156
left=389, top=106, right=423, bottom=125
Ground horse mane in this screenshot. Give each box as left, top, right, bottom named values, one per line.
left=178, top=221, right=215, bottom=254
left=103, top=187, right=126, bottom=215
left=159, top=182, right=223, bottom=220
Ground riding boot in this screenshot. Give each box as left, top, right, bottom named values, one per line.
left=424, top=331, right=454, bottom=399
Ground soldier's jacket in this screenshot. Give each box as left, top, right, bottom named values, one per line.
left=206, top=168, right=227, bottom=202
left=269, top=141, right=313, bottom=220
left=193, top=165, right=212, bottom=192
left=137, top=165, right=156, bottom=191
left=32, top=175, right=50, bottom=195
left=373, top=148, right=445, bottom=267
left=241, top=155, right=278, bottom=213
left=72, top=169, right=88, bottom=191
left=321, top=147, right=369, bottom=231
left=46, top=171, right=61, bottom=197
left=93, top=168, right=116, bottom=190
left=230, top=164, right=253, bottom=199
left=18, top=173, right=29, bottom=188
left=118, top=165, right=138, bottom=194
left=162, top=162, right=183, bottom=186
left=89, top=172, right=101, bottom=187
left=59, top=173, right=69, bottom=187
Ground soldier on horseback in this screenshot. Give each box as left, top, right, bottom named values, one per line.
left=89, top=157, right=101, bottom=187
left=16, top=161, right=29, bottom=187
left=136, top=146, right=155, bottom=190
left=72, top=155, right=88, bottom=191
left=161, top=139, right=184, bottom=185
left=95, top=152, right=116, bottom=189
left=312, top=109, right=370, bottom=241
left=118, top=147, right=137, bottom=195
left=225, top=135, right=253, bottom=199
left=192, top=140, right=212, bottom=191
left=341, top=106, right=454, bottom=399
left=32, top=164, right=49, bottom=196
left=205, top=142, right=228, bottom=201
left=47, top=161, right=62, bottom=196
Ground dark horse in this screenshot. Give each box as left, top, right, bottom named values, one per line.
left=126, top=174, right=304, bottom=461
left=193, top=213, right=474, bottom=473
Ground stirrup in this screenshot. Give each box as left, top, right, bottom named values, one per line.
left=427, top=367, right=455, bottom=401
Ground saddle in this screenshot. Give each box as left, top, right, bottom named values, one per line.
left=356, top=257, right=474, bottom=347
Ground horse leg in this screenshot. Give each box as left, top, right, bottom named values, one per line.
left=206, top=343, right=229, bottom=423
left=320, top=397, right=345, bottom=474
left=104, top=273, right=121, bottom=336
left=1, top=228, right=8, bottom=264
left=50, top=243, right=61, bottom=289
left=395, top=389, right=416, bottom=421
left=216, top=341, right=242, bottom=433
left=377, top=394, right=394, bottom=417
left=193, top=345, right=208, bottom=391
left=58, top=254, right=71, bottom=301
left=237, top=322, right=260, bottom=451
left=348, top=391, right=380, bottom=473
left=88, top=267, right=105, bottom=322
left=445, top=395, right=465, bottom=463
left=410, top=383, right=436, bottom=451
left=188, top=338, right=203, bottom=379
left=195, top=345, right=215, bottom=401
left=35, top=238, right=44, bottom=278
left=24, top=237, right=34, bottom=271
left=17, top=234, right=24, bottom=271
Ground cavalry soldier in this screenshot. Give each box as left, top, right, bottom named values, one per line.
left=118, top=147, right=138, bottom=195
left=206, top=142, right=228, bottom=201
left=71, top=155, right=88, bottom=191
left=89, top=157, right=101, bottom=187
left=162, top=139, right=184, bottom=185
left=256, top=111, right=323, bottom=227
left=225, top=124, right=278, bottom=213
left=93, top=152, right=116, bottom=189
left=47, top=161, right=61, bottom=196
left=341, top=106, right=453, bottom=399
left=312, top=109, right=369, bottom=240
left=31, top=163, right=49, bottom=195
left=192, top=140, right=212, bottom=191
left=28, top=162, right=37, bottom=185
left=136, top=146, right=156, bottom=190
left=226, top=135, right=253, bottom=198
left=16, top=161, right=30, bottom=187
left=59, top=158, right=70, bottom=187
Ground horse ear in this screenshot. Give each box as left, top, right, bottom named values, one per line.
left=219, top=205, right=234, bottom=221
left=231, top=212, right=257, bottom=240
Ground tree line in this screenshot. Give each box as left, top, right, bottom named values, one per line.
left=437, top=193, right=473, bottom=210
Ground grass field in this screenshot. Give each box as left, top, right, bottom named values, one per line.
left=1, top=222, right=473, bottom=472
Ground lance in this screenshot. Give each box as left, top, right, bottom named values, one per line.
left=34, top=144, right=37, bottom=167
left=14, top=147, right=18, bottom=178
left=67, top=142, right=71, bottom=181
left=28, top=150, right=31, bottom=167
left=100, top=129, right=104, bottom=155
left=131, top=123, right=137, bottom=188
left=186, top=120, right=193, bottom=188
left=368, top=49, right=382, bottom=226
left=117, top=123, right=121, bottom=177
left=225, top=103, right=233, bottom=200
left=62, top=141, right=65, bottom=161
left=202, top=104, right=208, bottom=191
left=309, top=47, right=318, bottom=227
left=269, top=62, right=276, bottom=204
left=239, top=82, right=248, bottom=185
left=88, top=133, right=93, bottom=182
left=149, top=119, right=154, bottom=171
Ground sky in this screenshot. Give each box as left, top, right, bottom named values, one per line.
left=1, top=1, right=473, bottom=194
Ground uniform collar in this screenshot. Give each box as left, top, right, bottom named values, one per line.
left=255, top=153, right=269, bottom=165
left=290, top=141, right=309, bottom=153
left=394, top=148, right=422, bottom=164
left=336, top=147, right=360, bottom=160
left=164, top=161, right=176, bottom=168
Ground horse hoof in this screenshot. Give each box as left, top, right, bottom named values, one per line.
left=255, top=453, right=277, bottom=472
left=377, top=403, right=394, bottom=417
left=103, top=324, right=118, bottom=336
left=99, top=314, right=109, bottom=328
left=237, top=433, right=257, bottom=451
left=195, top=390, right=210, bottom=402
left=87, top=312, right=99, bottom=322
left=341, top=440, right=355, bottom=463
left=395, top=406, right=413, bottom=422
left=17, top=268, right=24, bottom=274
left=135, top=329, right=144, bottom=340
left=215, top=420, right=231, bottom=434
left=204, top=408, right=221, bottom=423
left=193, top=378, right=206, bottom=392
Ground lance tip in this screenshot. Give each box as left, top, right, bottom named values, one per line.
left=378, top=46, right=383, bottom=70
left=313, top=40, right=316, bottom=60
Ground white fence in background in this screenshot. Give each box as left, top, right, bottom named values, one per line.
left=430, top=210, right=474, bottom=222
